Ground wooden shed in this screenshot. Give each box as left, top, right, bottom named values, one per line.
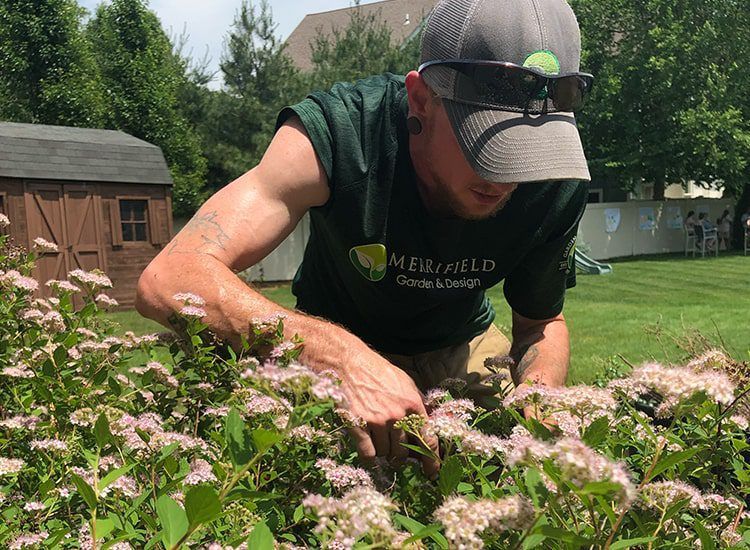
left=0, top=121, right=174, bottom=308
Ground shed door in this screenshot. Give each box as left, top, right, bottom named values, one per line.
left=25, top=183, right=105, bottom=297
left=63, top=184, right=106, bottom=273
left=24, top=183, right=69, bottom=287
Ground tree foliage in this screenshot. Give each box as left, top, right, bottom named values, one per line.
left=0, top=0, right=105, bottom=126
left=309, top=2, right=421, bottom=90
left=88, top=0, right=207, bottom=216
left=572, top=0, right=750, bottom=199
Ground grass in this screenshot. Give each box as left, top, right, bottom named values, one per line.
left=107, top=252, right=750, bottom=385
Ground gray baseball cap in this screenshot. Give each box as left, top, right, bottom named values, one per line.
left=420, top=0, right=592, bottom=183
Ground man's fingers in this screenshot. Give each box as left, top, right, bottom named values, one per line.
left=371, top=425, right=391, bottom=458
left=407, top=401, right=441, bottom=478
left=419, top=429, right=441, bottom=479
left=389, top=426, right=409, bottom=463
left=349, top=426, right=376, bottom=464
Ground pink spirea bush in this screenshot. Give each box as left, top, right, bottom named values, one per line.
left=0, top=221, right=748, bottom=549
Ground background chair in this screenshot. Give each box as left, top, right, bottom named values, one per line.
left=694, top=224, right=718, bottom=258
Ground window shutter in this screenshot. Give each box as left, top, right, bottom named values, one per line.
left=148, top=198, right=163, bottom=245
left=110, top=201, right=123, bottom=247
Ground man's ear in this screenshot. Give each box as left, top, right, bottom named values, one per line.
left=405, top=70, right=435, bottom=118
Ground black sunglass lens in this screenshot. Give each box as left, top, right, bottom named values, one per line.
left=549, top=76, right=588, bottom=111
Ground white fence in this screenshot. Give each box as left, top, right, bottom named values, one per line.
left=578, top=199, right=733, bottom=260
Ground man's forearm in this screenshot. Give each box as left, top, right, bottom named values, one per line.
left=509, top=314, right=570, bottom=387
left=135, top=254, right=361, bottom=376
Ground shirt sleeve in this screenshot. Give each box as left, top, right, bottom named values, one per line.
left=503, top=182, right=588, bottom=320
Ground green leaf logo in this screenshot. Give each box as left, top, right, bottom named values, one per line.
left=523, top=50, right=561, bottom=75
left=349, top=244, right=387, bottom=282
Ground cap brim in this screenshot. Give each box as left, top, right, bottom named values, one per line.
left=442, top=99, right=591, bottom=184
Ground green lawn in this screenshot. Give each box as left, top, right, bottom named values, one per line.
left=107, top=252, right=749, bottom=385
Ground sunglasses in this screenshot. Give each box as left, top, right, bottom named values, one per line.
left=418, top=59, right=594, bottom=114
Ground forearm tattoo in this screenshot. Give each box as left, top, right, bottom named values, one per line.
left=510, top=343, right=540, bottom=384
left=168, top=210, right=229, bottom=255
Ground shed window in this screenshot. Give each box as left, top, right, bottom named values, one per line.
left=119, top=200, right=149, bottom=242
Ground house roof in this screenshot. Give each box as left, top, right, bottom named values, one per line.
left=285, top=0, right=437, bottom=72
left=0, top=121, right=173, bottom=185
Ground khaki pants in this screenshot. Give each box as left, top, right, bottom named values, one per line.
left=382, top=324, right=512, bottom=408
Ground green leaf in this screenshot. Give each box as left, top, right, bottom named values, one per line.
left=523, top=534, right=547, bottom=549
left=538, top=525, right=592, bottom=545
left=100, top=464, right=135, bottom=491
left=185, top=485, right=222, bottom=526
left=580, top=481, right=623, bottom=496
left=438, top=456, right=463, bottom=496
left=582, top=416, right=610, bottom=447
left=394, top=514, right=448, bottom=549
left=71, top=474, right=97, bottom=510
left=53, top=344, right=68, bottom=366
left=225, top=408, right=255, bottom=467
left=399, top=442, right=435, bottom=459
left=94, top=414, right=111, bottom=449
left=95, top=517, right=115, bottom=539
left=156, top=494, right=189, bottom=548
left=251, top=428, right=283, bottom=454
left=610, top=536, right=658, bottom=550
left=524, top=468, right=549, bottom=507
left=649, top=448, right=700, bottom=480
left=292, top=504, right=304, bottom=523
left=247, top=520, right=274, bottom=550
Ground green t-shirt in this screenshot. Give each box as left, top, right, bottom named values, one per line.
left=276, top=73, right=588, bottom=355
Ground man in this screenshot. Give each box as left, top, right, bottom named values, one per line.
left=136, top=0, right=592, bottom=477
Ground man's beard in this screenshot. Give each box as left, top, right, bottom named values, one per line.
left=424, top=172, right=516, bottom=221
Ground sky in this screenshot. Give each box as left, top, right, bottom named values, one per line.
left=77, top=0, right=383, bottom=89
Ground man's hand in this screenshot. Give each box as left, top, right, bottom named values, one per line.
left=337, top=345, right=440, bottom=478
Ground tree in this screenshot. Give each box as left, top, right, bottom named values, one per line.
left=88, top=0, right=207, bottom=216
left=213, top=0, right=305, bottom=178
left=309, top=2, right=421, bottom=90
left=0, top=0, right=104, bottom=126
left=571, top=0, right=750, bottom=200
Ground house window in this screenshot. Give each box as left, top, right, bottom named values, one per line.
left=119, top=199, right=149, bottom=242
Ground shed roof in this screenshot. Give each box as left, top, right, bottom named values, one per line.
left=285, top=0, right=436, bottom=72
left=0, top=121, right=173, bottom=185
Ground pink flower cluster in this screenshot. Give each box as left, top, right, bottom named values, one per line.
left=9, top=531, right=48, bottom=549
left=504, top=383, right=616, bottom=435
left=180, top=305, right=207, bottom=318
left=241, top=389, right=291, bottom=417
left=95, top=293, right=119, bottom=308
left=111, top=413, right=209, bottom=456
left=315, top=458, right=373, bottom=491
left=424, top=399, right=505, bottom=458
left=497, top=427, right=635, bottom=504
left=303, top=486, right=404, bottom=549
left=639, top=480, right=746, bottom=516
left=0, top=457, right=25, bottom=475
left=46, top=279, right=81, bottom=294
left=130, top=361, right=179, bottom=388
left=608, top=362, right=735, bottom=416
left=68, top=268, right=112, bottom=289
left=242, top=362, right=345, bottom=405
left=1, top=270, right=39, bottom=292
left=0, top=415, right=42, bottom=430
left=0, top=213, right=9, bottom=227
left=32, top=237, right=58, bottom=253
left=1, top=362, right=34, bottom=379
left=184, top=458, right=217, bottom=486
left=434, top=494, right=534, bottom=549
left=30, top=438, right=68, bottom=453
left=173, top=292, right=206, bottom=306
